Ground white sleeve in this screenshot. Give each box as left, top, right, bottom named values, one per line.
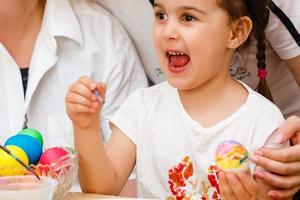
left=266, top=0, right=300, bottom=60
left=109, top=89, right=144, bottom=145
left=96, top=0, right=165, bottom=84
left=248, top=107, right=288, bottom=174
left=100, top=42, right=148, bottom=142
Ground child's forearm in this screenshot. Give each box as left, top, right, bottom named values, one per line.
left=74, top=125, right=121, bottom=195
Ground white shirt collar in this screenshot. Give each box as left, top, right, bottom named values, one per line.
left=42, top=0, right=83, bottom=45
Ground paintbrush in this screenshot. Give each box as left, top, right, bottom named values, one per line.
left=93, top=90, right=105, bottom=104
left=91, top=74, right=105, bottom=104
left=0, top=145, right=40, bottom=180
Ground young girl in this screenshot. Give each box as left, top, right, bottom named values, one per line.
left=66, top=0, right=289, bottom=199
left=98, top=0, right=300, bottom=199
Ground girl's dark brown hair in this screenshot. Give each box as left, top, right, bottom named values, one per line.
left=217, top=0, right=273, bottom=101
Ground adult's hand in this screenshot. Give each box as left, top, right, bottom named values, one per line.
left=250, top=116, right=300, bottom=199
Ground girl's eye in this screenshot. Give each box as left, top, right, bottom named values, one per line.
left=155, top=12, right=168, bottom=20
left=183, top=14, right=195, bottom=22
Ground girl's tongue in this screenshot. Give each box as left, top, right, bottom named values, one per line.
left=170, top=54, right=190, bottom=67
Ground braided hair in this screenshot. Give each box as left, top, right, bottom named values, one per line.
left=246, top=0, right=273, bottom=101
left=210, top=0, right=273, bottom=101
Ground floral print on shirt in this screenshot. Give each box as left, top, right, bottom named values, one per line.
left=167, top=156, right=221, bottom=200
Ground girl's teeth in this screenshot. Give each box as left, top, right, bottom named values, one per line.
left=168, top=51, right=185, bottom=56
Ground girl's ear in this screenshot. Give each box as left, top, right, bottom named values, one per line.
left=228, top=16, right=253, bottom=49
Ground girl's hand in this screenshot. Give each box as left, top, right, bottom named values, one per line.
left=251, top=116, right=300, bottom=199
left=219, top=170, right=259, bottom=200
left=65, top=76, right=106, bottom=129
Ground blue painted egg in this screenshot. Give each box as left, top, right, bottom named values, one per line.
left=5, top=134, right=43, bottom=165
left=18, top=128, right=44, bottom=146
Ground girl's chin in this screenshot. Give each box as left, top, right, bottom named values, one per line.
left=167, top=78, right=196, bottom=90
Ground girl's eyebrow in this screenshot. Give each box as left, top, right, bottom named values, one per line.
left=180, top=6, right=207, bottom=15
left=153, top=3, right=207, bottom=15
left=153, top=3, right=164, bottom=9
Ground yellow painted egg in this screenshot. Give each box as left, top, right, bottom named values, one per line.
left=0, top=145, right=29, bottom=176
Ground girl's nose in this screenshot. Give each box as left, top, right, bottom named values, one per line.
left=163, top=20, right=180, bottom=41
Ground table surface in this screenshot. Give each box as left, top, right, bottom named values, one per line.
left=63, top=192, right=137, bottom=200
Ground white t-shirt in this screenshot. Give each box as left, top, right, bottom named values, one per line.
left=0, top=0, right=148, bottom=146
left=97, top=0, right=300, bottom=117
left=111, top=81, right=286, bottom=199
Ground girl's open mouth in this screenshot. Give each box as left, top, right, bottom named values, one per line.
left=166, top=50, right=190, bottom=74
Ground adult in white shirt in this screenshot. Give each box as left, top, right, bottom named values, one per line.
left=0, top=0, right=148, bottom=148
left=97, top=0, right=300, bottom=199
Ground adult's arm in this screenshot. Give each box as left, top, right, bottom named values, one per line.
left=251, top=116, right=300, bottom=199
left=286, top=55, right=300, bottom=87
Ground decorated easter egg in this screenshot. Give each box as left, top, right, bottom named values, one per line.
left=39, top=147, right=69, bottom=165
left=215, top=140, right=249, bottom=171
left=18, top=128, right=43, bottom=146
left=0, top=145, right=29, bottom=176
left=5, top=134, right=43, bottom=165
left=38, top=147, right=69, bottom=175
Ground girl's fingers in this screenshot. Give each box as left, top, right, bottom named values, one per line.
left=95, top=83, right=106, bottom=101
left=225, top=172, right=251, bottom=199
left=66, top=92, right=94, bottom=108
left=78, top=75, right=96, bottom=90
left=69, top=76, right=107, bottom=103
left=69, top=82, right=97, bottom=101
left=219, top=171, right=228, bottom=200
left=219, top=171, right=238, bottom=200
left=68, top=103, right=96, bottom=113
left=96, top=83, right=106, bottom=94
left=236, top=171, right=259, bottom=197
